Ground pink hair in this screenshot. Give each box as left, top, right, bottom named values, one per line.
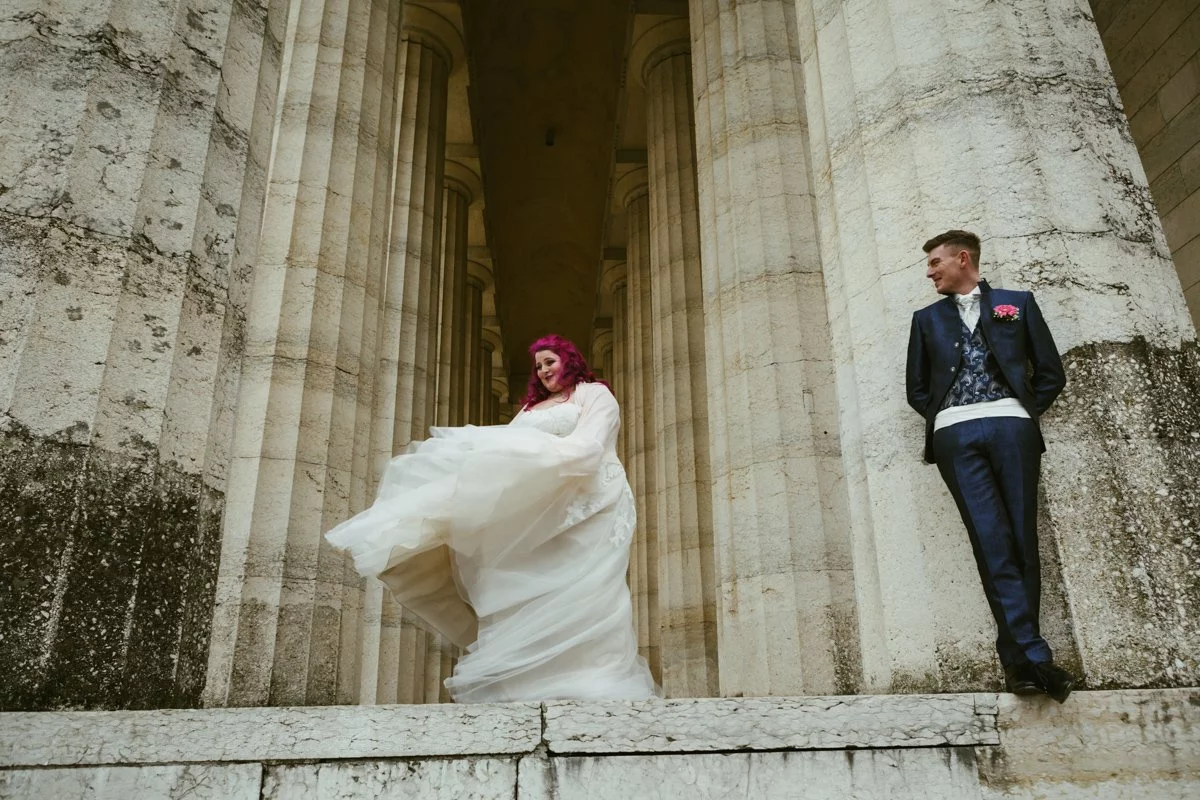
left=520, top=334, right=609, bottom=409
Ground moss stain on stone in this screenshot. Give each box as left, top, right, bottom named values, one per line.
left=0, top=424, right=223, bottom=711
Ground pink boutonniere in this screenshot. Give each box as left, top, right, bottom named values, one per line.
left=992, top=304, right=1020, bottom=322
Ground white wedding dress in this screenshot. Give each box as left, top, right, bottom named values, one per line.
left=325, top=381, right=658, bottom=703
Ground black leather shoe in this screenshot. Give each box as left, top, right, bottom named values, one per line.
left=1003, top=662, right=1043, bottom=696
left=1033, top=661, right=1077, bottom=703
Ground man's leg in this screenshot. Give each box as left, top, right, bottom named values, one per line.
left=933, top=420, right=1050, bottom=667
left=987, top=417, right=1045, bottom=652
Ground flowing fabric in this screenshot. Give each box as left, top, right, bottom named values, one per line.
left=325, top=382, right=658, bottom=703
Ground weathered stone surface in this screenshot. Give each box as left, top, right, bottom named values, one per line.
left=1041, top=338, right=1200, bottom=687
left=0, top=703, right=541, bottom=767
left=263, top=758, right=517, bottom=799
left=636, top=18, right=720, bottom=700
left=689, top=0, right=857, bottom=698
left=543, top=694, right=998, bottom=754
left=0, top=691, right=1197, bottom=798
left=977, top=688, right=1200, bottom=792
left=541, top=750, right=985, bottom=800
left=793, top=0, right=1198, bottom=696
left=0, top=0, right=271, bottom=712
left=620, top=169, right=663, bottom=685
left=0, top=764, right=261, bottom=800
left=0, top=422, right=223, bottom=711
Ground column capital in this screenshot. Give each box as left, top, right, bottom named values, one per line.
left=593, top=328, right=614, bottom=357
left=601, top=259, right=628, bottom=294
left=402, top=4, right=466, bottom=72
left=491, top=375, right=510, bottom=402
left=615, top=166, right=649, bottom=209
left=629, top=18, right=691, bottom=88
left=481, top=326, right=503, bottom=352
left=466, top=258, right=493, bottom=290
left=444, top=160, right=482, bottom=204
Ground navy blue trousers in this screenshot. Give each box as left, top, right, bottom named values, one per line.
left=933, top=416, right=1052, bottom=666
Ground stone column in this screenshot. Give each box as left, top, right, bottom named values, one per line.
left=593, top=329, right=614, bottom=384
left=689, top=0, right=857, bottom=696
left=793, top=0, right=1200, bottom=690
left=370, top=3, right=461, bottom=705
left=463, top=261, right=489, bottom=425
left=0, top=0, right=279, bottom=710
left=480, top=328, right=502, bottom=425
left=601, top=260, right=640, bottom=649
left=436, top=161, right=479, bottom=427
left=602, top=261, right=631, bottom=465
left=325, top=0, right=407, bottom=706
left=323, top=0, right=415, bottom=706
left=201, top=0, right=402, bottom=707
left=633, top=19, right=720, bottom=698
left=617, top=168, right=662, bottom=682
left=491, top=375, right=508, bottom=426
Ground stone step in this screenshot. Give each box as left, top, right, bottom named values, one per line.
left=0, top=689, right=1196, bottom=798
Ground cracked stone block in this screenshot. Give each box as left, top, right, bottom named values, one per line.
left=0, top=763, right=262, bottom=800
left=544, top=694, right=999, bottom=754
left=542, top=749, right=986, bottom=800
left=0, top=703, right=542, bottom=767
left=263, top=758, right=518, bottom=799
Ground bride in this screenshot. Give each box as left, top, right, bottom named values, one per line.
left=326, top=334, right=658, bottom=703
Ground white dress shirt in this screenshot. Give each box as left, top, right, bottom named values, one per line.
left=955, top=285, right=981, bottom=331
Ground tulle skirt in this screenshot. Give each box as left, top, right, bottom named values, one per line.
left=325, top=424, right=658, bottom=702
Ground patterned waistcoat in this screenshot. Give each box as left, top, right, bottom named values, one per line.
left=941, top=320, right=1016, bottom=410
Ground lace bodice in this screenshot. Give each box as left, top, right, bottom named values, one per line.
left=511, top=402, right=582, bottom=437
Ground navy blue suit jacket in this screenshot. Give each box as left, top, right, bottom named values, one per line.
left=906, top=280, right=1066, bottom=464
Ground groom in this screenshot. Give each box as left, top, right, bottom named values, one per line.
left=905, top=230, right=1077, bottom=702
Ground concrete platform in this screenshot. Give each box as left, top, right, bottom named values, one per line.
left=1, top=690, right=1196, bottom=798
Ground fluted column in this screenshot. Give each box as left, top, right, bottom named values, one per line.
left=604, top=259, right=642, bottom=659
left=618, top=168, right=662, bottom=683
left=480, top=328, right=502, bottom=425
left=0, top=0, right=280, bottom=710
left=363, top=3, right=458, bottom=705
left=203, top=0, right=401, bottom=707
left=463, top=260, right=490, bottom=425
left=794, top=0, right=1200, bottom=690
left=345, top=0, right=406, bottom=706
left=634, top=19, right=719, bottom=698
left=603, top=261, right=631, bottom=466
left=593, top=330, right=614, bottom=384
left=436, top=162, right=479, bottom=427
left=491, top=375, right=508, bottom=426
left=689, top=0, right=855, bottom=696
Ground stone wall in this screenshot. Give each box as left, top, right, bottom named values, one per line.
left=1091, top=0, right=1200, bottom=323
left=1, top=690, right=1196, bottom=798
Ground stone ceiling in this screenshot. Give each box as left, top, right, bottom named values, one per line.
left=460, top=0, right=632, bottom=383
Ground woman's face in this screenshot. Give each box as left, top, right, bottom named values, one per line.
left=534, top=349, right=564, bottom=393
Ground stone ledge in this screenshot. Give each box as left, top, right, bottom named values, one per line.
left=543, top=693, right=1000, bottom=754
left=0, top=703, right=543, bottom=768
left=1, top=689, right=1196, bottom=778
left=1, top=690, right=1197, bottom=799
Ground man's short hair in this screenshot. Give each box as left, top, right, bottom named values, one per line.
left=923, top=229, right=981, bottom=266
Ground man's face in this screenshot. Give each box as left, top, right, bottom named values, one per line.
left=925, top=244, right=975, bottom=296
